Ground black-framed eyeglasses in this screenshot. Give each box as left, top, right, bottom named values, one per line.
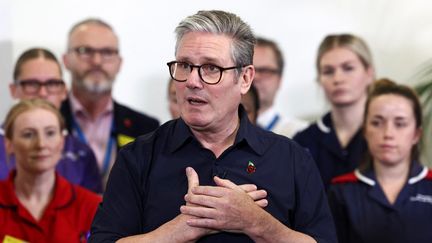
left=15, top=79, right=65, bottom=95
left=71, top=46, right=119, bottom=61
left=167, top=61, right=245, bottom=85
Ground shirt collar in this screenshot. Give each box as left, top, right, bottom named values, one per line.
left=168, top=105, right=264, bottom=155
left=69, top=92, right=114, bottom=118
left=355, top=160, right=428, bottom=186
left=0, top=170, right=74, bottom=209
left=234, top=105, right=265, bottom=155
left=316, top=112, right=332, bottom=134
left=168, top=118, right=194, bottom=153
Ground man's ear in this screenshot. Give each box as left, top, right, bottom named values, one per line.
left=118, top=56, right=123, bottom=69
left=240, top=65, right=254, bottom=95
left=62, top=53, right=71, bottom=70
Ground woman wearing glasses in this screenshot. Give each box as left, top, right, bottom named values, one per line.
left=293, top=34, right=374, bottom=190
left=328, top=79, right=432, bottom=243
left=0, top=99, right=100, bottom=242
left=0, top=48, right=102, bottom=193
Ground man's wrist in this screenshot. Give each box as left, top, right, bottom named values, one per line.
left=244, top=208, right=289, bottom=243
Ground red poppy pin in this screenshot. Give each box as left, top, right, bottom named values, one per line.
left=123, top=118, right=132, bottom=128
left=246, top=161, right=256, bottom=174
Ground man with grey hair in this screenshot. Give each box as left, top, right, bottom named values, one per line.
left=61, top=18, right=159, bottom=187
left=90, top=11, right=336, bottom=242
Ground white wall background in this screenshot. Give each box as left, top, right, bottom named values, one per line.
left=2, top=0, right=432, bottom=123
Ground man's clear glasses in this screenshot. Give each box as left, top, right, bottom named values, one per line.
left=167, top=61, right=244, bottom=85
left=71, top=46, right=119, bottom=62
left=15, top=79, right=65, bottom=95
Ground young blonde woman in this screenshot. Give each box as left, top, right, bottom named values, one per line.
left=0, top=99, right=101, bottom=242
left=328, top=79, right=432, bottom=243
left=294, top=34, right=375, bottom=189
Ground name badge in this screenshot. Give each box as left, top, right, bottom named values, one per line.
left=117, top=134, right=135, bottom=147
left=2, top=235, right=28, bottom=243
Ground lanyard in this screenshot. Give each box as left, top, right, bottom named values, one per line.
left=265, top=114, right=280, bottom=131
left=71, top=116, right=115, bottom=177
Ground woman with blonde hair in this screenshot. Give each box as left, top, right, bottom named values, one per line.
left=0, top=99, right=100, bottom=242
left=294, top=34, right=374, bottom=189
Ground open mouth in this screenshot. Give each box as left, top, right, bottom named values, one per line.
left=187, top=97, right=207, bottom=105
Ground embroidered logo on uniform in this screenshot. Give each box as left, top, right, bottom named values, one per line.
left=246, top=161, right=256, bottom=174
left=410, top=194, right=432, bottom=205
left=63, top=151, right=78, bottom=161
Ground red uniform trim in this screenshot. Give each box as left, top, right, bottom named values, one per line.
left=425, top=169, right=432, bottom=180
left=331, top=172, right=358, bottom=184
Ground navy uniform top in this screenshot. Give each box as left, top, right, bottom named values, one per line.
left=328, top=161, right=432, bottom=243
left=293, top=112, right=367, bottom=190
left=90, top=106, right=337, bottom=243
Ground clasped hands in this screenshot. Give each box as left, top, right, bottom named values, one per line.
left=178, top=166, right=268, bottom=240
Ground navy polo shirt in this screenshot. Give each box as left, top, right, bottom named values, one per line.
left=293, top=112, right=367, bottom=190
left=328, top=161, right=432, bottom=243
left=90, top=107, right=336, bottom=243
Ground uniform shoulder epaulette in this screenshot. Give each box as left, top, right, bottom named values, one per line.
left=425, top=169, right=432, bottom=180
left=331, top=172, right=358, bottom=184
